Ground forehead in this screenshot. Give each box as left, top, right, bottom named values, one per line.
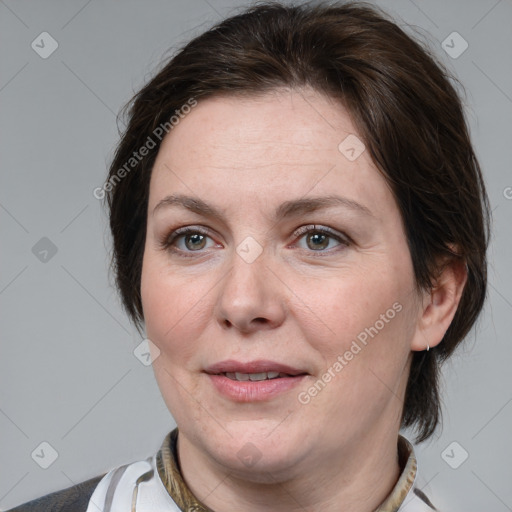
left=148, top=88, right=396, bottom=219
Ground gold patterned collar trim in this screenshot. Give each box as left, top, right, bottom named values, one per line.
left=376, top=435, right=417, bottom=511
left=156, top=428, right=212, bottom=512
left=156, top=428, right=417, bottom=512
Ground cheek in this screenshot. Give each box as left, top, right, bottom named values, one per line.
left=296, top=275, right=413, bottom=422
left=141, top=254, right=212, bottom=420
left=140, top=253, right=208, bottom=360
left=291, top=268, right=407, bottom=354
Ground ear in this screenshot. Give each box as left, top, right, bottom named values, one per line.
left=410, top=252, right=468, bottom=352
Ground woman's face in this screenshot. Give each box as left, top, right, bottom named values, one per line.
left=141, top=88, right=425, bottom=477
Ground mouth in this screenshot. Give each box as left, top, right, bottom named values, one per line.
left=217, top=371, right=304, bottom=381
left=204, top=359, right=309, bottom=378
left=203, top=360, right=309, bottom=402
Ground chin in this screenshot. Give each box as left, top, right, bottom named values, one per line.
left=205, top=425, right=308, bottom=479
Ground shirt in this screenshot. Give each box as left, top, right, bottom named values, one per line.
left=7, top=428, right=439, bottom=511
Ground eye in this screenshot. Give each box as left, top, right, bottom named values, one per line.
left=160, top=224, right=350, bottom=258
left=292, top=224, right=349, bottom=254
left=161, top=226, right=218, bottom=256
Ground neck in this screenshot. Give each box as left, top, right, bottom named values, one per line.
left=177, top=426, right=402, bottom=512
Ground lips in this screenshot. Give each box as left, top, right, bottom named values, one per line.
left=204, top=359, right=309, bottom=377
left=205, top=360, right=309, bottom=402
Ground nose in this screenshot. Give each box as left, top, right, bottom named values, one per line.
left=214, top=243, right=287, bottom=334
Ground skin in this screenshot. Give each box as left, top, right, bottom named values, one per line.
left=140, top=88, right=467, bottom=512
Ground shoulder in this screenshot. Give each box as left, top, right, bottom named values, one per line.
left=5, top=474, right=106, bottom=512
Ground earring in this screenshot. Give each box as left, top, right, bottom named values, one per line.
left=426, top=343, right=430, bottom=352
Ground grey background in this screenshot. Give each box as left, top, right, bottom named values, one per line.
left=1, top=0, right=511, bottom=510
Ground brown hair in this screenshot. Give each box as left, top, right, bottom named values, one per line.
left=104, top=1, right=490, bottom=442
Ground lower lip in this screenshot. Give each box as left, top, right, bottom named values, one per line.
left=206, top=373, right=307, bottom=402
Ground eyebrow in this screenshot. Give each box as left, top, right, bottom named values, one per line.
left=152, top=193, right=374, bottom=221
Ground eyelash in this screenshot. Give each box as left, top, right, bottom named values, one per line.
left=160, top=224, right=350, bottom=258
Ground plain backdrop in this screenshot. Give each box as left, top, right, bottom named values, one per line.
left=1, top=0, right=511, bottom=510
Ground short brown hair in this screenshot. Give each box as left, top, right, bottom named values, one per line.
left=104, top=1, right=490, bottom=442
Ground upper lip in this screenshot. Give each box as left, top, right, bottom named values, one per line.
left=204, top=359, right=309, bottom=376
